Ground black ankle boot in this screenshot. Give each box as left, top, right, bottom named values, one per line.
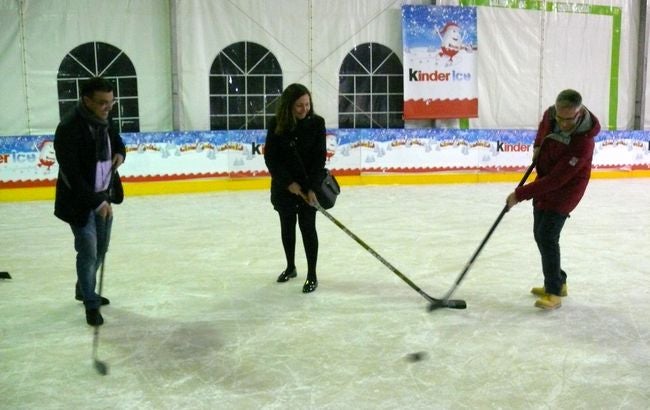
left=76, top=294, right=110, bottom=305
left=85, top=308, right=104, bottom=326
left=277, top=268, right=297, bottom=283
left=302, top=278, right=318, bottom=293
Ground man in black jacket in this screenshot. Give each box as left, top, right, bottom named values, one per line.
left=54, top=77, right=126, bottom=326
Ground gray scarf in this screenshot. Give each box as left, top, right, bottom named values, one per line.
left=76, top=101, right=110, bottom=161
left=547, top=107, right=593, bottom=145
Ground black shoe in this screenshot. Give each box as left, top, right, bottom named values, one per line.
left=277, top=268, right=297, bottom=283
left=85, top=308, right=104, bottom=326
left=76, top=294, right=110, bottom=305
left=302, top=279, right=318, bottom=293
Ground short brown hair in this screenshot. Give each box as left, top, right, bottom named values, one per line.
left=80, top=77, right=114, bottom=98
left=555, top=89, right=582, bottom=109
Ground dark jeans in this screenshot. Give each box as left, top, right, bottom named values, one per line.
left=278, top=203, right=318, bottom=280
left=533, top=208, right=568, bottom=296
left=70, top=211, right=112, bottom=309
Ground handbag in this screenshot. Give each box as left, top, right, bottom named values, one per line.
left=108, top=170, right=124, bottom=204
left=315, top=168, right=340, bottom=209
left=291, top=144, right=340, bottom=209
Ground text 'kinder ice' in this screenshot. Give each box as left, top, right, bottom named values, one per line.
left=408, top=68, right=471, bottom=82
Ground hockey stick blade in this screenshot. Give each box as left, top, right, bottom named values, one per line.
left=419, top=290, right=467, bottom=310
left=92, top=325, right=109, bottom=376
left=445, top=299, right=467, bottom=309
left=94, top=359, right=109, bottom=375
left=0, top=271, right=11, bottom=279
left=428, top=299, right=467, bottom=311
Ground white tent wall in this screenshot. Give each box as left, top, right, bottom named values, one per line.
left=0, top=1, right=29, bottom=135
left=539, top=11, right=612, bottom=124
left=174, top=0, right=313, bottom=131
left=0, top=0, right=172, bottom=136
left=1, top=0, right=649, bottom=136
left=310, top=1, right=410, bottom=129
left=605, top=0, right=643, bottom=131
left=470, top=6, right=543, bottom=129
left=175, top=0, right=644, bottom=131
left=174, top=0, right=415, bottom=131
left=644, top=3, right=650, bottom=129
left=436, top=0, right=641, bottom=130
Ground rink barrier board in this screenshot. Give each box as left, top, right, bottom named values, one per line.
left=1, top=128, right=648, bottom=201
left=1, top=168, right=648, bottom=202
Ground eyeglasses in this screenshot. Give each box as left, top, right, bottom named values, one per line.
left=555, top=109, right=581, bottom=124
left=88, top=97, right=117, bottom=108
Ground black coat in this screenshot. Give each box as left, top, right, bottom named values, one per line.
left=54, top=110, right=126, bottom=226
left=264, top=115, right=326, bottom=211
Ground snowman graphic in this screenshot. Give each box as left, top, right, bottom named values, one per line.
left=434, top=22, right=474, bottom=67
left=36, top=140, right=56, bottom=171
left=325, top=133, right=337, bottom=162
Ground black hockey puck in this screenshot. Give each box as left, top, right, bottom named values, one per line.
left=405, top=351, right=427, bottom=362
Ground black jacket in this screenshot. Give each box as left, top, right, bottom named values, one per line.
left=264, top=115, right=326, bottom=210
left=54, top=108, right=126, bottom=226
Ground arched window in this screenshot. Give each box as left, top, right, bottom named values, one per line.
left=209, top=41, right=283, bottom=130
left=339, top=42, right=404, bottom=128
left=57, top=41, right=139, bottom=132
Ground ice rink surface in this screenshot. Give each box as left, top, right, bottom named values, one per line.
left=1, top=178, right=649, bottom=409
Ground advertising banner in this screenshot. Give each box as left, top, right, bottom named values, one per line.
left=1, top=130, right=648, bottom=189
left=402, top=5, right=478, bottom=119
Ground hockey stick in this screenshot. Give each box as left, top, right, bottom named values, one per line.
left=92, top=213, right=110, bottom=375
left=428, top=162, right=536, bottom=311
left=315, top=203, right=466, bottom=309
left=92, top=168, right=116, bottom=376
left=0, top=271, right=11, bottom=279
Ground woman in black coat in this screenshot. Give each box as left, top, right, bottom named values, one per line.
left=264, top=83, right=326, bottom=293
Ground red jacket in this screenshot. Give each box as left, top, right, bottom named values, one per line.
left=515, top=106, right=600, bottom=215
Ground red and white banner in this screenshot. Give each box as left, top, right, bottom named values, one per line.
left=402, top=5, right=478, bottom=119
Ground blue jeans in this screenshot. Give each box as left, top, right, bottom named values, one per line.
left=533, top=208, right=568, bottom=296
left=70, top=211, right=112, bottom=309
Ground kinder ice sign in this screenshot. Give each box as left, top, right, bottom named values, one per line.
left=402, top=5, right=478, bottom=119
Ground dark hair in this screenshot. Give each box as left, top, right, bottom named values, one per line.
left=555, top=89, right=582, bottom=109
left=274, top=83, right=313, bottom=135
left=80, top=77, right=114, bottom=98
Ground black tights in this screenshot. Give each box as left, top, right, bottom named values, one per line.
left=278, top=205, right=318, bottom=280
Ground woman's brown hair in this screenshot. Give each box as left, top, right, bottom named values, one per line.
left=274, top=83, right=313, bottom=135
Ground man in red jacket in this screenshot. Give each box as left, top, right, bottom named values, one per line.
left=506, top=89, right=601, bottom=310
